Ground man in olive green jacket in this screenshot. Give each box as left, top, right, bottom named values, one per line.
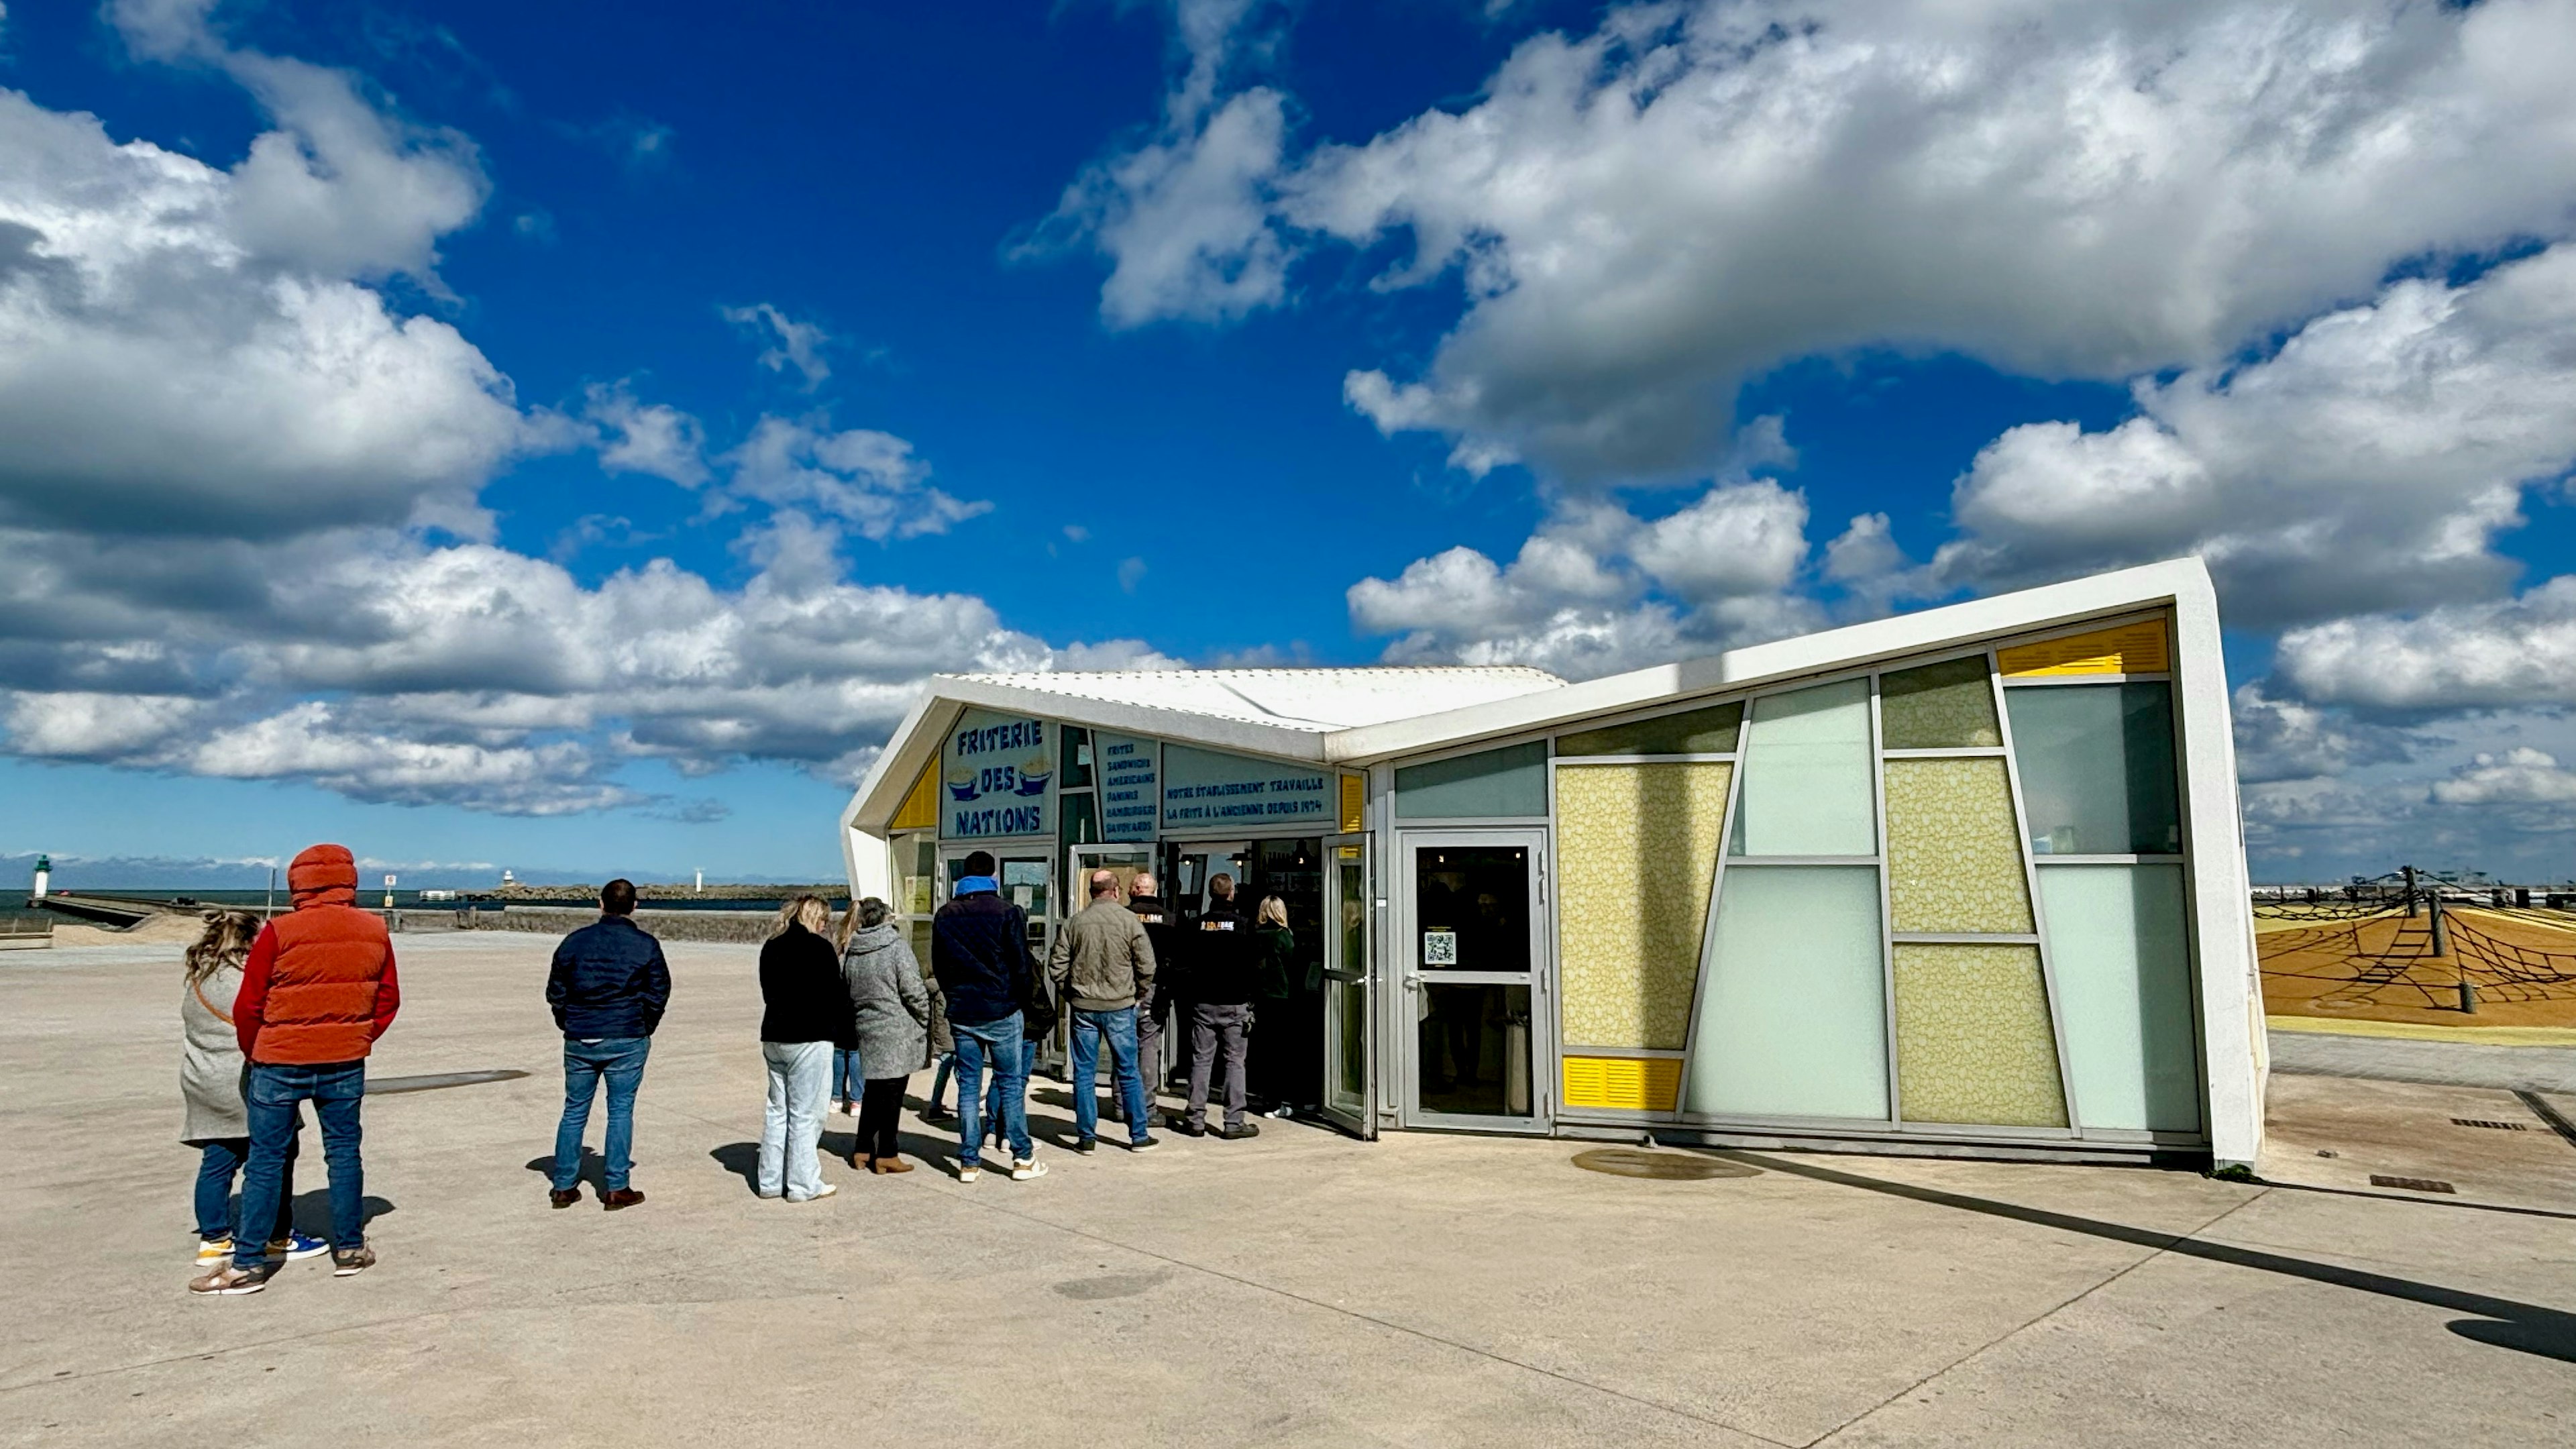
left=1048, top=871, right=1159, bottom=1152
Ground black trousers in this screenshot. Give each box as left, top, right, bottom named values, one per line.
left=856, top=1075, right=906, bottom=1161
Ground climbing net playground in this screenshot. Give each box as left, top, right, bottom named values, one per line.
left=2255, top=896, right=2576, bottom=1026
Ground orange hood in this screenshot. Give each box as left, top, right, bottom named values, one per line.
left=288, top=844, right=359, bottom=908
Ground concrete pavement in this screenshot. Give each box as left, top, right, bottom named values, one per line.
left=4, top=934, right=2571, bottom=1446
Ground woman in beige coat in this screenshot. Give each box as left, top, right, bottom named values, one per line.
left=181, top=912, right=325, bottom=1273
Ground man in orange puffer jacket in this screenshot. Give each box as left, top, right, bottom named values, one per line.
left=191, top=844, right=400, bottom=1295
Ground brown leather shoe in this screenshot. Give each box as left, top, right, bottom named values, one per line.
left=601, top=1188, right=645, bottom=1210
left=549, top=1187, right=581, bottom=1209
left=873, top=1157, right=914, bottom=1174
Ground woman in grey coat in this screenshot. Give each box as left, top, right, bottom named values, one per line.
left=839, top=898, right=930, bottom=1173
left=181, top=912, right=323, bottom=1271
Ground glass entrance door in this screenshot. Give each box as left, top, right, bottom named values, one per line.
left=1398, top=830, right=1550, bottom=1132
left=1321, top=833, right=1375, bottom=1138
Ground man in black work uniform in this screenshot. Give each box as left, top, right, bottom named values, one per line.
left=1120, top=872, right=1185, bottom=1127
left=1176, top=873, right=1258, bottom=1140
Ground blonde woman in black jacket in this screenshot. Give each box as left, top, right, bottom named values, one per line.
left=756, top=896, right=849, bottom=1202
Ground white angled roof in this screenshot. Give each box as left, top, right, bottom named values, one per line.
left=953, top=666, right=1564, bottom=733
left=844, top=557, right=2222, bottom=831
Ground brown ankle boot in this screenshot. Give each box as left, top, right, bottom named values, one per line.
left=875, top=1156, right=914, bottom=1174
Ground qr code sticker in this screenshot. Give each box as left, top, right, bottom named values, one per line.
left=1423, top=930, right=1458, bottom=967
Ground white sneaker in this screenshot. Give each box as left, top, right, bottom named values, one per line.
left=1010, top=1159, right=1046, bottom=1182
left=958, top=1164, right=981, bottom=1184
left=195, top=1237, right=233, bottom=1267
left=788, top=1183, right=839, bottom=1202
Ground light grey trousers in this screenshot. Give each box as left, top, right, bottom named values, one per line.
left=1187, top=1002, right=1250, bottom=1130
left=759, top=1040, right=830, bottom=1201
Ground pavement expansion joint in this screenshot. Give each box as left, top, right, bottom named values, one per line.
left=1796, top=1177, right=2277, bottom=1447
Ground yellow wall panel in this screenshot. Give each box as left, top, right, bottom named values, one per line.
left=890, top=763, right=939, bottom=832
left=1339, top=774, right=1365, bottom=833
left=1562, top=1055, right=1683, bottom=1112
left=1555, top=762, right=1731, bottom=1049
left=1997, top=621, right=2169, bottom=677
left=1892, top=943, right=2068, bottom=1127
left=1884, top=757, right=2033, bottom=933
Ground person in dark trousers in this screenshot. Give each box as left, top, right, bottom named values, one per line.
left=757, top=896, right=851, bottom=1202
left=930, top=851, right=1046, bottom=1183
left=837, top=897, right=930, bottom=1173
left=190, top=843, right=399, bottom=1295
left=1177, top=872, right=1258, bottom=1140
left=1049, top=869, right=1159, bottom=1154
left=543, top=879, right=671, bottom=1210
left=1249, top=894, right=1303, bottom=1118
left=1123, top=873, right=1183, bottom=1123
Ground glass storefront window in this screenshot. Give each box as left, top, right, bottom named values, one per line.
left=896, top=835, right=936, bottom=916
left=1879, top=656, right=2000, bottom=749
left=1686, top=864, right=1888, bottom=1120
left=1395, top=741, right=1549, bottom=818
left=2005, top=684, right=2180, bottom=855
left=1556, top=700, right=1744, bottom=757
left=1059, top=790, right=1099, bottom=848
left=1730, top=679, right=1876, bottom=856
left=1060, top=726, right=1095, bottom=790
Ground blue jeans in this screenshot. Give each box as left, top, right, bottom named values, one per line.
left=952, top=1013, right=1029, bottom=1167
left=1071, top=1006, right=1150, bottom=1146
left=235, top=1061, right=365, bottom=1269
left=554, top=1036, right=651, bottom=1192
left=982, top=1034, right=1036, bottom=1147
left=831, top=1046, right=865, bottom=1102
left=927, top=1051, right=956, bottom=1112
left=195, top=1123, right=300, bottom=1242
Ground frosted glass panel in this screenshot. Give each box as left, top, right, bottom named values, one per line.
left=1884, top=757, right=2033, bottom=932
left=2006, top=684, right=2181, bottom=855
left=1556, top=763, right=1731, bottom=1049
left=1730, top=680, right=1875, bottom=856
left=1880, top=657, right=2001, bottom=749
left=1685, top=865, right=1888, bottom=1120
left=1892, top=943, right=2065, bottom=1128
left=1396, top=741, right=1550, bottom=818
left=2038, top=864, right=2199, bottom=1134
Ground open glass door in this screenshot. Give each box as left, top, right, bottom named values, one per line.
left=1321, top=833, right=1375, bottom=1138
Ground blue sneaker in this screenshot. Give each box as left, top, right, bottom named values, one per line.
left=266, top=1232, right=330, bottom=1262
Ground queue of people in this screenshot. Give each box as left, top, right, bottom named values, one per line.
left=178, top=843, right=1299, bottom=1295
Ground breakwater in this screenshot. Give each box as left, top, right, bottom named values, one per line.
left=458, top=906, right=775, bottom=944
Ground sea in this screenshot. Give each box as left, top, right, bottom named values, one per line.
left=70, top=889, right=849, bottom=913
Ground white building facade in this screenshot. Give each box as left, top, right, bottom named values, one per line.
left=842, top=559, right=2265, bottom=1168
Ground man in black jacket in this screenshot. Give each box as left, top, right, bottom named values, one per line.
left=930, top=851, right=1046, bottom=1183
left=1178, top=873, right=1259, bottom=1140
left=545, top=879, right=671, bottom=1209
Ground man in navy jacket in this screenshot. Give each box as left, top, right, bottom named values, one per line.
left=931, top=851, right=1046, bottom=1181
left=544, top=879, right=672, bottom=1209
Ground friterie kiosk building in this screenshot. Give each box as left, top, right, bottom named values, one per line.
left=841, top=559, right=2265, bottom=1168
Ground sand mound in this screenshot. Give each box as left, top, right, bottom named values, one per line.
left=44, top=914, right=207, bottom=949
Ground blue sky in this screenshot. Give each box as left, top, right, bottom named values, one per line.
left=5, top=0, right=2576, bottom=886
